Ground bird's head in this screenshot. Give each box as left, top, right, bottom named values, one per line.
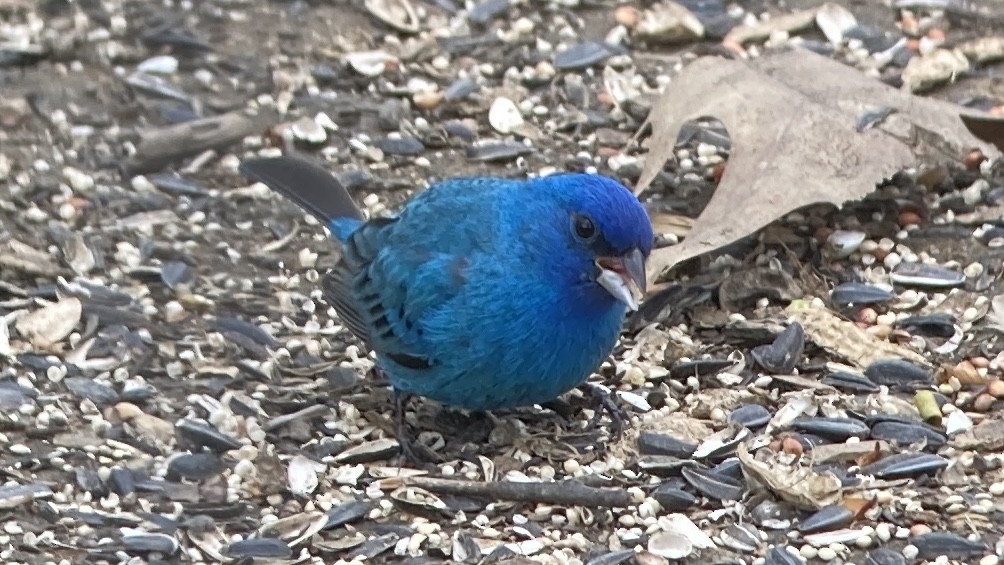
left=530, top=174, right=654, bottom=312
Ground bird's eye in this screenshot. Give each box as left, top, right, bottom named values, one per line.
left=572, top=214, right=597, bottom=240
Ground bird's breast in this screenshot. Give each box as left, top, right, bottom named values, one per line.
left=383, top=299, right=626, bottom=411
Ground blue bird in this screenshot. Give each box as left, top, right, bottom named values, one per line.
left=240, top=157, right=653, bottom=457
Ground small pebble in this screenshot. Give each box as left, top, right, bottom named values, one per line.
left=875, top=523, right=892, bottom=542
left=902, top=544, right=919, bottom=560
left=817, top=547, right=837, bottom=561
left=884, top=252, right=902, bottom=270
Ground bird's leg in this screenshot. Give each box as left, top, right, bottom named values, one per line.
left=580, top=383, right=625, bottom=442
left=366, top=366, right=390, bottom=386
left=392, top=389, right=428, bottom=466
left=391, top=390, right=443, bottom=467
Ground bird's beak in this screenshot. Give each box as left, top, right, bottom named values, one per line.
left=595, top=248, right=647, bottom=311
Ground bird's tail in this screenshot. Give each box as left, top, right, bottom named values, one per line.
left=238, top=156, right=364, bottom=242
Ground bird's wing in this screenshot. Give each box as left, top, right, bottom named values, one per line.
left=323, top=180, right=504, bottom=372
left=323, top=217, right=464, bottom=371
left=319, top=216, right=394, bottom=348
left=321, top=266, right=373, bottom=346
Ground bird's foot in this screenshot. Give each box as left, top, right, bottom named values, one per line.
left=392, top=390, right=439, bottom=468
left=581, top=383, right=626, bottom=443
left=367, top=366, right=390, bottom=386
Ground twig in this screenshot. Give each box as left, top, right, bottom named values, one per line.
left=122, top=108, right=278, bottom=175
left=399, top=476, right=633, bottom=508
left=263, top=404, right=330, bottom=432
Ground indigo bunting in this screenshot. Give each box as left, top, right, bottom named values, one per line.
left=241, top=157, right=652, bottom=455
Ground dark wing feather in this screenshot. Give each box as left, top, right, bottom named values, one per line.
left=238, top=156, right=363, bottom=225
left=321, top=268, right=372, bottom=345
left=322, top=217, right=435, bottom=370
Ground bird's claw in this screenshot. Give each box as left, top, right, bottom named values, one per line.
left=582, top=383, right=626, bottom=442
left=392, top=390, right=439, bottom=468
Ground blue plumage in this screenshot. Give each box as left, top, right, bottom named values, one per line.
left=241, top=157, right=653, bottom=411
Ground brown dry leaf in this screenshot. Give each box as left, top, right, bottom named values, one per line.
left=639, top=412, right=713, bottom=441
left=0, top=239, right=63, bottom=277
left=786, top=300, right=931, bottom=369
left=901, top=48, right=970, bottom=93
left=958, top=37, right=1004, bottom=64
left=612, top=411, right=713, bottom=459
left=736, top=441, right=842, bottom=510
left=635, top=48, right=995, bottom=281
left=811, top=440, right=887, bottom=464
left=634, top=0, right=704, bottom=44
left=951, top=418, right=1004, bottom=452
left=722, top=7, right=818, bottom=48
left=649, top=211, right=694, bottom=238
left=685, top=388, right=757, bottom=419
left=14, top=297, right=82, bottom=349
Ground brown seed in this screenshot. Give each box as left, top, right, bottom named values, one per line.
left=613, top=5, right=639, bottom=28
left=781, top=436, right=803, bottom=457
left=926, top=28, right=946, bottom=42
left=710, top=162, right=726, bottom=184
left=596, top=90, right=615, bottom=108
left=898, top=210, right=921, bottom=227
left=988, top=378, right=1004, bottom=399
left=889, top=329, right=913, bottom=343
left=974, top=393, right=996, bottom=412
left=910, top=524, right=933, bottom=536
left=971, top=356, right=990, bottom=369
left=814, top=226, right=833, bottom=244
left=916, top=166, right=949, bottom=189
left=905, top=38, right=921, bottom=53
left=413, top=91, right=443, bottom=111
left=857, top=308, right=878, bottom=325
left=963, top=148, right=987, bottom=171
left=952, top=360, right=983, bottom=385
